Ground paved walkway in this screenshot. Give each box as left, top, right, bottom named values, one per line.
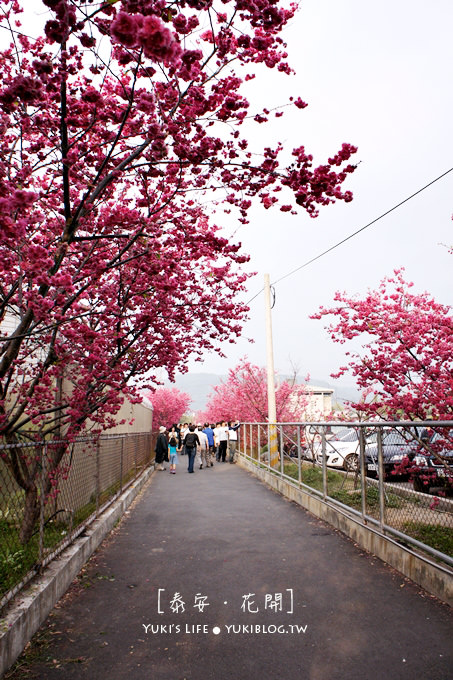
left=7, top=461, right=452, bottom=680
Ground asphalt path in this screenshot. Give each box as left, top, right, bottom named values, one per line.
left=7, top=459, right=453, bottom=680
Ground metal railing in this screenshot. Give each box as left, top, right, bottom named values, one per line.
left=238, top=421, right=453, bottom=570
left=0, top=432, right=153, bottom=608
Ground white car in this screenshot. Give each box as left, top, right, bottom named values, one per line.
left=308, top=427, right=361, bottom=471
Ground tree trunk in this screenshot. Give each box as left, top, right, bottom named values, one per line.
left=19, top=484, right=40, bottom=545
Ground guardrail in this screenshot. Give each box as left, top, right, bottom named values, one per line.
left=0, top=432, right=153, bottom=608
left=238, top=421, right=453, bottom=569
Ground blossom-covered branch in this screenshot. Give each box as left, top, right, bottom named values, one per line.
left=312, top=269, right=453, bottom=420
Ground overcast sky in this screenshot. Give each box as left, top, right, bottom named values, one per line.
left=181, top=0, right=453, bottom=396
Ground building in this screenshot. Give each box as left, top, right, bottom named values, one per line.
left=304, top=385, right=334, bottom=418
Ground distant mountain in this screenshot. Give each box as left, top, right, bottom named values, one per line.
left=163, top=373, right=226, bottom=412
left=332, top=384, right=362, bottom=405
left=164, top=372, right=360, bottom=412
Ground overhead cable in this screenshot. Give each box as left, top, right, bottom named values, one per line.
left=245, top=165, right=453, bottom=305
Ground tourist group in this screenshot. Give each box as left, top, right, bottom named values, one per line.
left=154, top=422, right=240, bottom=474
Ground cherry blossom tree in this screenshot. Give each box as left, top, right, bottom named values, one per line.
left=146, top=387, right=191, bottom=431
left=201, top=358, right=308, bottom=423
left=0, top=0, right=357, bottom=541
left=311, top=269, right=453, bottom=420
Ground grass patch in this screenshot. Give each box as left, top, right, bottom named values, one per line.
left=284, top=462, right=345, bottom=491
left=0, top=466, right=140, bottom=598
left=283, top=463, right=403, bottom=510
left=0, top=517, right=71, bottom=597
left=402, top=521, right=453, bottom=557
left=73, top=500, right=96, bottom=526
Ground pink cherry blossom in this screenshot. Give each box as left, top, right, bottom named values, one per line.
left=200, top=359, right=309, bottom=423
left=312, top=269, right=453, bottom=420
left=0, top=0, right=358, bottom=544
left=146, top=387, right=191, bottom=431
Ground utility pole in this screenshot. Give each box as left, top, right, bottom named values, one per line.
left=264, top=274, right=279, bottom=468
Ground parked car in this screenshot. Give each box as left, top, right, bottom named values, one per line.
left=363, top=428, right=419, bottom=480
left=410, top=430, right=453, bottom=495
left=310, top=427, right=362, bottom=471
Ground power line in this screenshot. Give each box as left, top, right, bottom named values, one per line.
left=245, top=165, right=453, bottom=305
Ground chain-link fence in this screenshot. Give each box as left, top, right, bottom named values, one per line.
left=0, top=432, right=153, bottom=607
left=239, top=421, right=453, bottom=567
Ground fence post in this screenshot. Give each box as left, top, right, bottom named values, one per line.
left=38, top=443, right=47, bottom=568
left=120, top=436, right=124, bottom=493
left=322, top=426, right=327, bottom=500
left=297, top=425, right=301, bottom=486
left=359, top=426, right=367, bottom=521
left=377, top=428, right=385, bottom=530
left=95, top=438, right=100, bottom=517
left=138, top=433, right=143, bottom=470
left=134, top=436, right=137, bottom=478
left=258, top=425, right=261, bottom=464
left=244, top=423, right=247, bottom=459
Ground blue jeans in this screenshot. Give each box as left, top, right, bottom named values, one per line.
left=187, top=447, right=196, bottom=472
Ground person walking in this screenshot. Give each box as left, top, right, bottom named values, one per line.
left=154, top=426, right=168, bottom=471
left=183, top=425, right=200, bottom=474
left=196, top=425, right=210, bottom=469
left=228, top=420, right=240, bottom=463
left=168, top=426, right=179, bottom=474
left=203, top=423, right=215, bottom=467
left=218, top=421, right=229, bottom=462
left=172, top=423, right=182, bottom=449
left=213, top=422, right=221, bottom=461
left=180, top=422, right=189, bottom=455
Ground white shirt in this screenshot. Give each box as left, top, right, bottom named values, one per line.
left=229, top=428, right=238, bottom=442
left=197, top=430, right=208, bottom=450
left=218, top=426, right=228, bottom=442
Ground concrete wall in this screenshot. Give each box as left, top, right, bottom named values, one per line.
left=102, top=394, right=153, bottom=434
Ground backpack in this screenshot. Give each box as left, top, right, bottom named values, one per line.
left=185, top=432, right=197, bottom=449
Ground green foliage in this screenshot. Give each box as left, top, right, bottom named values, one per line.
left=283, top=463, right=338, bottom=489
left=0, top=464, right=142, bottom=598
left=402, top=522, right=453, bottom=557
left=0, top=519, right=66, bottom=596
left=284, top=463, right=402, bottom=507
left=329, top=485, right=402, bottom=510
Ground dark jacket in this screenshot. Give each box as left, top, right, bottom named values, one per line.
left=184, top=431, right=200, bottom=449
left=155, top=432, right=168, bottom=464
